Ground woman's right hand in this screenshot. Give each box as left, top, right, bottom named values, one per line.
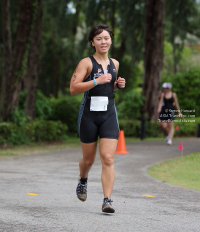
left=157, top=109, right=161, bottom=114
left=96, top=73, right=112, bottom=85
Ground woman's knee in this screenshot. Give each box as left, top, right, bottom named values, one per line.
left=161, top=123, right=167, bottom=130
left=82, top=157, right=95, bottom=167
left=101, top=153, right=114, bottom=166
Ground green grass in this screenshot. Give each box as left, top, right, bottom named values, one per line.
left=0, top=137, right=81, bottom=157
left=0, top=136, right=163, bottom=157
left=149, top=152, right=200, bottom=191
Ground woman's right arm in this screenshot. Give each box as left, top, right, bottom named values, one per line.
left=70, top=58, right=112, bottom=95
left=157, top=92, right=164, bottom=114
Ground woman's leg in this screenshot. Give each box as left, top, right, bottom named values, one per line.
left=160, top=122, right=169, bottom=136
left=168, top=121, right=174, bottom=141
left=79, top=142, right=97, bottom=178
left=99, top=138, right=118, bottom=198
left=76, top=142, right=97, bottom=202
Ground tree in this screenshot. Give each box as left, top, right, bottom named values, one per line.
left=25, top=0, right=43, bottom=119
left=166, top=0, right=197, bottom=73
left=143, top=0, right=165, bottom=121
left=1, top=0, right=12, bottom=107
left=2, top=0, right=33, bottom=120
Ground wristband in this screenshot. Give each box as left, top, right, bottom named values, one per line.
left=116, top=82, right=122, bottom=89
left=94, top=78, right=98, bottom=86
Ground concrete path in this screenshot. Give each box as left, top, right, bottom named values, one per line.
left=0, top=138, right=200, bottom=232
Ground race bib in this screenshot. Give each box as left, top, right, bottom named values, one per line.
left=90, top=96, right=108, bottom=111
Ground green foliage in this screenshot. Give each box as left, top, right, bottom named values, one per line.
left=119, top=119, right=163, bottom=137
left=50, top=96, right=81, bottom=134
left=118, top=90, right=145, bottom=120
left=174, top=117, right=200, bottom=137
left=10, top=108, right=31, bottom=127
left=0, top=122, right=29, bottom=145
left=119, top=119, right=141, bottom=137
left=9, top=91, right=81, bottom=135
left=23, top=120, right=67, bottom=142
left=119, top=117, right=200, bottom=138
left=10, top=90, right=52, bottom=124
left=163, top=41, right=198, bottom=75
left=0, top=120, right=68, bottom=146
left=162, top=68, right=200, bottom=117
left=35, top=91, right=52, bottom=119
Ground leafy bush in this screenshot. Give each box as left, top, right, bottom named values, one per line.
left=174, top=117, right=200, bottom=137
left=118, top=90, right=145, bottom=120
left=0, top=120, right=68, bottom=145
left=23, top=120, right=68, bottom=142
left=50, top=96, right=80, bottom=134
left=119, top=118, right=200, bottom=138
left=0, top=122, right=29, bottom=145
left=9, top=91, right=81, bottom=135
left=35, top=91, right=52, bottom=120
left=10, top=109, right=31, bottom=126
left=119, top=120, right=141, bottom=137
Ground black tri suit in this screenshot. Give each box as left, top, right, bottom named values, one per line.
left=78, top=56, right=120, bottom=143
left=159, top=94, right=175, bottom=122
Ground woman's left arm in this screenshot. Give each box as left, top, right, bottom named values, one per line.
left=111, top=59, right=126, bottom=91
left=173, top=92, right=182, bottom=117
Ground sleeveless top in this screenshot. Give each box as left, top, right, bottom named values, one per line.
left=83, top=56, right=117, bottom=99
left=163, top=94, right=174, bottom=110
left=78, top=56, right=118, bottom=135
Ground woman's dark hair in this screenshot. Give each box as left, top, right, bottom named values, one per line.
left=88, top=24, right=114, bottom=47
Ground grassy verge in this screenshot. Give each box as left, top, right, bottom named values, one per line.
left=0, top=136, right=164, bottom=157
left=0, top=137, right=81, bottom=157
left=148, top=152, right=200, bottom=191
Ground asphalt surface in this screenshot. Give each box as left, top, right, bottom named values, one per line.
left=0, top=138, right=200, bottom=232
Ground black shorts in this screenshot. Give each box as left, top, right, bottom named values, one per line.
left=159, top=110, right=174, bottom=122
left=78, top=98, right=119, bottom=143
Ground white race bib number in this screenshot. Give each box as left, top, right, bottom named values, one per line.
left=90, top=96, right=108, bottom=111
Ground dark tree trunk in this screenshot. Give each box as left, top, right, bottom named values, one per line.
left=72, top=1, right=81, bottom=36
left=143, top=0, right=165, bottom=121
left=25, top=0, right=42, bottom=119
left=53, top=38, right=59, bottom=98
left=110, top=0, right=116, bottom=57
left=1, top=0, right=12, bottom=108
left=2, top=0, right=33, bottom=120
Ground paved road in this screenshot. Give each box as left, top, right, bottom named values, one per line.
left=0, top=138, right=200, bottom=232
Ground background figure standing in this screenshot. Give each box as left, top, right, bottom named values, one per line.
left=158, top=82, right=182, bottom=145
left=70, top=25, right=126, bottom=213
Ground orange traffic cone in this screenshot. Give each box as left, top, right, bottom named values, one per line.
left=116, top=130, right=129, bottom=154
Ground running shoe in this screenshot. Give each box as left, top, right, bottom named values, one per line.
left=166, top=135, right=169, bottom=142
left=167, top=139, right=172, bottom=145
left=76, top=178, right=87, bottom=202
left=102, top=197, right=115, bottom=213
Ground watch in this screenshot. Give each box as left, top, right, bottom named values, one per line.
left=94, top=78, right=98, bottom=86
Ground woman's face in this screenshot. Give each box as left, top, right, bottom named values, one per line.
left=92, top=30, right=112, bottom=54
left=163, top=88, right=171, bottom=93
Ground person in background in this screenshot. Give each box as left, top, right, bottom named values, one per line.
left=158, top=82, right=182, bottom=145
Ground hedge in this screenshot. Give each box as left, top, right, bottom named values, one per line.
left=119, top=117, right=200, bottom=138
left=0, top=120, right=68, bottom=146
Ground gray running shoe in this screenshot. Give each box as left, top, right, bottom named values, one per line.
left=102, top=197, right=115, bottom=213
left=76, top=178, right=87, bottom=202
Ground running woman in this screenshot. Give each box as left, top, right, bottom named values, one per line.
left=158, top=82, right=182, bottom=145
left=70, top=25, right=126, bottom=213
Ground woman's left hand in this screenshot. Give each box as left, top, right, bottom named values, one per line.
left=117, top=77, right=126, bottom=88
